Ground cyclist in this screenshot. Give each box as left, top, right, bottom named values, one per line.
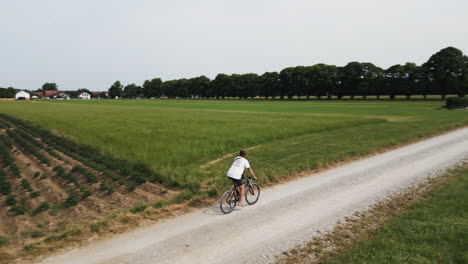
left=227, top=150, right=257, bottom=206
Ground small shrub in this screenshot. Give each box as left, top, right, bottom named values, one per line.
left=0, top=236, right=8, bottom=247
left=40, top=174, right=48, bottom=180
left=171, top=191, right=193, bottom=203
left=23, top=243, right=36, bottom=252
left=10, top=205, right=27, bottom=215
left=130, top=204, right=147, bottom=214
left=81, top=188, right=92, bottom=198
left=207, top=188, right=218, bottom=198
left=52, top=166, right=65, bottom=174
left=5, top=195, right=16, bottom=206
left=64, top=193, right=79, bottom=207
left=20, top=179, right=33, bottom=192
left=48, top=205, right=59, bottom=216
left=90, top=221, right=108, bottom=233
left=100, top=183, right=115, bottom=194
left=126, top=182, right=137, bottom=192
left=446, top=97, right=468, bottom=108
left=33, top=171, right=41, bottom=178
left=188, top=198, right=203, bottom=207
left=0, top=178, right=12, bottom=195
left=186, top=181, right=201, bottom=194
left=32, top=202, right=49, bottom=215
left=152, top=200, right=169, bottom=208
left=22, top=230, right=45, bottom=238
left=30, top=191, right=41, bottom=198
left=29, top=230, right=45, bottom=238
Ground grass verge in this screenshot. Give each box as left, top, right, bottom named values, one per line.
left=277, top=162, right=468, bottom=264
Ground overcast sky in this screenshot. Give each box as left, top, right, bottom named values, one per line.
left=1, top=0, right=467, bottom=91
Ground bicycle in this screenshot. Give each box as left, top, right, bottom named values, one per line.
left=219, top=176, right=260, bottom=214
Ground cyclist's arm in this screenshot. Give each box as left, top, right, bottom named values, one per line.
left=247, top=168, right=257, bottom=180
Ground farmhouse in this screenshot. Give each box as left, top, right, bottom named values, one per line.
left=78, top=92, right=91, bottom=99
left=15, top=91, right=30, bottom=100
left=91, top=91, right=109, bottom=99
left=33, top=91, right=70, bottom=100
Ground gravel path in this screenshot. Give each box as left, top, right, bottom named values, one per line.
left=36, top=127, right=468, bottom=264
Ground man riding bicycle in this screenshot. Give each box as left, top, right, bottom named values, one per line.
left=227, top=150, right=257, bottom=206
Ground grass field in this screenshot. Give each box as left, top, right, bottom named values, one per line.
left=0, top=100, right=467, bottom=196
left=322, top=164, right=468, bottom=264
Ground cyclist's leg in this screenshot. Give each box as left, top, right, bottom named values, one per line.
left=230, top=177, right=244, bottom=205
left=239, top=184, right=245, bottom=205
left=239, top=173, right=247, bottom=204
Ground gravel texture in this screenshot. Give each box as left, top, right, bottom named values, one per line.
left=35, top=127, right=468, bottom=264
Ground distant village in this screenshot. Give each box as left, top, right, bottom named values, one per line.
left=0, top=87, right=109, bottom=101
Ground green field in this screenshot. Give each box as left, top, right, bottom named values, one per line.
left=0, top=100, right=467, bottom=195
left=323, top=164, right=468, bottom=264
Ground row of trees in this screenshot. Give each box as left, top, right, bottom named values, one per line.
left=109, top=47, right=467, bottom=100
left=0, top=87, right=16, bottom=98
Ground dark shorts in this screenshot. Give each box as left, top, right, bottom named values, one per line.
left=228, top=175, right=244, bottom=187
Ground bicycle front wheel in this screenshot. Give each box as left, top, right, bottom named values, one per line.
left=245, top=183, right=260, bottom=205
left=220, top=190, right=237, bottom=214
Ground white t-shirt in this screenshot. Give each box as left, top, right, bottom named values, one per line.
left=227, top=156, right=251, bottom=180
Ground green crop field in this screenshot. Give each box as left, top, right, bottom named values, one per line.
left=0, top=100, right=467, bottom=197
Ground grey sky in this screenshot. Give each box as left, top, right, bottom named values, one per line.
left=1, top=0, right=467, bottom=91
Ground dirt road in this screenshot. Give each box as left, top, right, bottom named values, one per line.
left=35, top=127, right=468, bottom=264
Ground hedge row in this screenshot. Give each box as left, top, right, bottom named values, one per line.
left=446, top=97, right=468, bottom=108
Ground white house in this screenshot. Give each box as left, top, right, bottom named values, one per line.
left=15, top=91, right=30, bottom=100
left=78, top=92, right=91, bottom=99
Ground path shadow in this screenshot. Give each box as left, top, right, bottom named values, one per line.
left=202, top=204, right=224, bottom=215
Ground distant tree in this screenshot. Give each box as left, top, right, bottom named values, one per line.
left=233, top=74, right=260, bottom=99
left=385, top=64, right=404, bottom=99
left=212, top=74, right=231, bottom=99
left=279, top=67, right=298, bottom=99
left=359, top=63, right=382, bottom=99
left=339, top=62, right=364, bottom=99
left=230, top=74, right=242, bottom=98
left=123, top=83, right=142, bottom=98
left=108, top=81, right=123, bottom=98
left=77, top=88, right=92, bottom=94
left=308, top=64, right=338, bottom=99
left=67, top=88, right=92, bottom=99
left=0, top=87, right=16, bottom=98
left=188, top=76, right=211, bottom=98
left=142, top=78, right=163, bottom=98
left=461, top=55, right=468, bottom=97
left=161, top=79, right=188, bottom=98
left=42, top=83, right=58, bottom=91
left=401, top=63, right=420, bottom=99
left=423, top=47, right=466, bottom=99
left=260, top=72, right=280, bottom=99
left=292, top=66, right=307, bottom=99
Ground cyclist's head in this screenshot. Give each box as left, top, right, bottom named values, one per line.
left=240, top=150, right=246, bottom=157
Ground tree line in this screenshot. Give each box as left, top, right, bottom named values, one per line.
left=1, top=47, right=466, bottom=100
left=108, top=47, right=467, bottom=100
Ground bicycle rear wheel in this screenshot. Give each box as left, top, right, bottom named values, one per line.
left=220, top=190, right=237, bottom=214
left=245, top=183, right=260, bottom=205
